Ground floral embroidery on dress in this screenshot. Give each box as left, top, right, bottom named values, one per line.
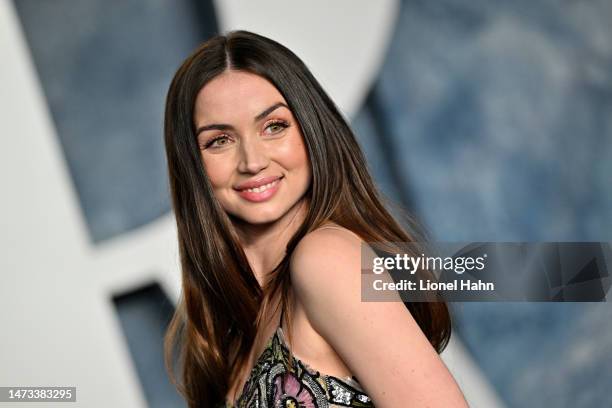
left=223, top=325, right=374, bottom=408
left=273, top=371, right=316, bottom=408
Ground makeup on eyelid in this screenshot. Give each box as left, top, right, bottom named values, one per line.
left=199, top=119, right=290, bottom=150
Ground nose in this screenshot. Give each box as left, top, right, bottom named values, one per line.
left=237, top=135, right=270, bottom=174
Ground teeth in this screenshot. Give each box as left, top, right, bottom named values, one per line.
left=244, top=179, right=279, bottom=193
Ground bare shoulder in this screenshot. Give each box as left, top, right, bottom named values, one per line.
left=289, top=223, right=364, bottom=296
left=291, top=222, right=362, bottom=267
left=289, top=222, right=468, bottom=407
left=289, top=222, right=392, bottom=332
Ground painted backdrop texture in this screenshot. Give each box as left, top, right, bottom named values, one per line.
left=352, top=1, right=612, bottom=407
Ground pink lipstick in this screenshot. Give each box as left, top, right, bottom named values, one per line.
left=234, top=176, right=283, bottom=203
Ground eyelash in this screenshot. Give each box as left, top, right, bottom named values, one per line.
left=201, top=120, right=290, bottom=150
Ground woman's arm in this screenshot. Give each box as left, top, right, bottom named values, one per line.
left=290, top=227, right=469, bottom=408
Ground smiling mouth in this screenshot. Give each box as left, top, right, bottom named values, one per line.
left=236, top=177, right=283, bottom=202
left=240, top=178, right=281, bottom=193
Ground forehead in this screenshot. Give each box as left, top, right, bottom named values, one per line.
left=194, top=70, right=286, bottom=123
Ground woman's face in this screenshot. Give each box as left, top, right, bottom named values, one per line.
left=194, top=70, right=312, bottom=225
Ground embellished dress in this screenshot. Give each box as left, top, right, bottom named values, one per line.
left=222, top=310, right=375, bottom=408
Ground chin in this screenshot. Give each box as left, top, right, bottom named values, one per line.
left=232, top=206, right=285, bottom=225
left=240, top=214, right=282, bottom=225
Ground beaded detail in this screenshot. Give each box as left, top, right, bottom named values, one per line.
left=223, top=325, right=374, bottom=408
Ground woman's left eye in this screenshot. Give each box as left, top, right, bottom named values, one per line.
left=264, top=120, right=289, bottom=134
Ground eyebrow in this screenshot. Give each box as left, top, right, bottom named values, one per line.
left=195, top=102, right=289, bottom=136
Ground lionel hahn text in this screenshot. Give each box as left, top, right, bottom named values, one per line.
left=373, top=279, right=495, bottom=291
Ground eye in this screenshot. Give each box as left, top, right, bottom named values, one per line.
left=201, top=135, right=231, bottom=150
left=263, top=120, right=289, bottom=135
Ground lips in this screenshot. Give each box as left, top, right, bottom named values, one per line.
left=238, top=177, right=282, bottom=203
left=234, top=175, right=283, bottom=191
left=234, top=176, right=283, bottom=203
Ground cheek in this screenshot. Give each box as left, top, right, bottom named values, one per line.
left=201, top=156, right=233, bottom=189
left=276, top=135, right=310, bottom=172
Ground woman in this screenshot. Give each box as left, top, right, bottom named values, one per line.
left=163, top=30, right=468, bottom=407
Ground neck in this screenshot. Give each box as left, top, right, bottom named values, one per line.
left=232, top=197, right=309, bottom=287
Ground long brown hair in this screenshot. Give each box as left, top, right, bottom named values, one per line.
left=163, top=30, right=451, bottom=407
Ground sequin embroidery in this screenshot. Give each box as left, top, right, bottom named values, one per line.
left=222, top=324, right=374, bottom=408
